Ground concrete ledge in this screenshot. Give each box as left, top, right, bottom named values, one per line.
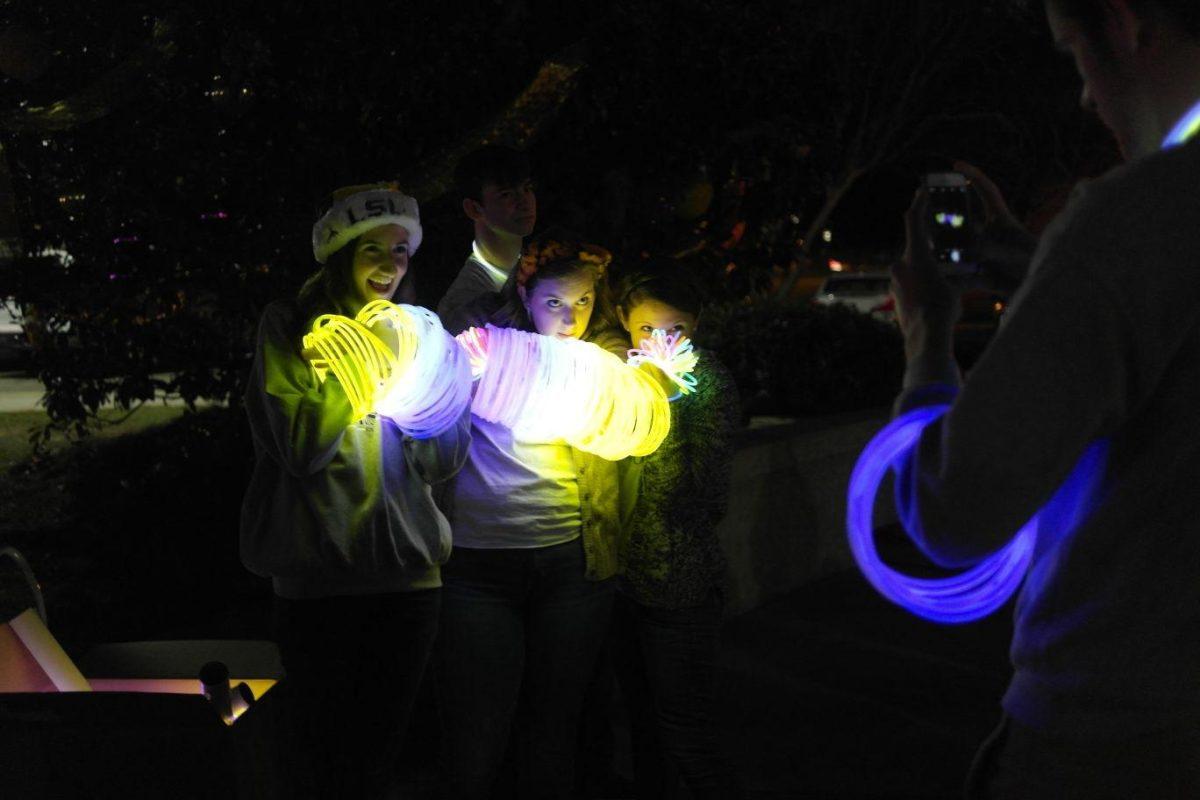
left=720, top=409, right=891, bottom=616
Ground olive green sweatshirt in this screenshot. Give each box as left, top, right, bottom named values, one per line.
left=240, top=300, right=472, bottom=599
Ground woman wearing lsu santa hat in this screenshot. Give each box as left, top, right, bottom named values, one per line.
left=240, top=183, right=471, bottom=799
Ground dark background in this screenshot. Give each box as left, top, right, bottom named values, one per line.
left=0, top=0, right=1119, bottom=428
left=0, top=0, right=1121, bottom=656
left=0, top=6, right=1122, bottom=794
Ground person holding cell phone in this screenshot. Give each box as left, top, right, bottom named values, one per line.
left=889, top=0, right=1200, bottom=797
left=924, top=172, right=974, bottom=272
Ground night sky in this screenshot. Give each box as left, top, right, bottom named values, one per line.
left=0, top=0, right=1121, bottom=424
left=0, top=2, right=1116, bottom=248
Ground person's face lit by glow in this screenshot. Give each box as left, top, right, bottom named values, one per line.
left=618, top=296, right=698, bottom=348
left=348, top=224, right=409, bottom=310
left=520, top=271, right=594, bottom=339
left=467, top=178, right=537, bottom=239
left=1046, top=1, right=1152, bottom=159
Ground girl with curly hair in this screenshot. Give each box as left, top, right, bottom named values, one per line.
left=434, top=230, right=639, bottom=798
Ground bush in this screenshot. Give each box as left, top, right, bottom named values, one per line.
left=698, top=301, right=904, bottom=417
left=63, top=407, right=265, bottom=644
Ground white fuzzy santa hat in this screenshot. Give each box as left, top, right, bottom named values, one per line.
left=312, top=183, right=422, bottom=264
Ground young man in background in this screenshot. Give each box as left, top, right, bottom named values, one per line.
left=437, top=144, right=536, bottom=334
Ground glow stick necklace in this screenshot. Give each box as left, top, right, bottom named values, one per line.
left=1162, top=97, right=1200, bottom=149
left=847, top=404, right=1107, bottom=623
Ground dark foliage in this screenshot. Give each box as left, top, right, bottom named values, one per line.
left=699, top=302, right=905, bottom=417
left=0, top=0, right=1108, bottom=433
left=4, top=407, right=268, bottom=649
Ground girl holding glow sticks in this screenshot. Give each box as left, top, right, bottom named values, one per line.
left=240, top=184, right=471, bottom=800
left=610, top=260, right=742, bottom=800
left=435, top=232, right=668, bottom=799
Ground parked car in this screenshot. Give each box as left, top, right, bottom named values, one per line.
left=0, top=298, right=31, bottom=369
left=954, top=288, right=1007, bottom=371
left=812, top=272, right=895, bottom=321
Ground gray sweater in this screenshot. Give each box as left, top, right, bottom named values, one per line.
left=437, top=247, right=511, bottom=334
left=240, top=300, right=472, bottom=599
left=894, top=136, right=1200, bottom=739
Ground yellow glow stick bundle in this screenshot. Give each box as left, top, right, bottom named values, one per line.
left=304, top=300, right=471, bottom=437
left=462, top=325, right=672, bottom=460
left=303, top=313, right=407, bottom=421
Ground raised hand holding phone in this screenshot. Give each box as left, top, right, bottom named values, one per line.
left=889, top=188, right=960, bottom=387
left=953, top=160, right=1038, bottom=293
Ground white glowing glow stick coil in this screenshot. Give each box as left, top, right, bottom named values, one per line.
left=459, top=325, right=671, bottom=460
left=375, top=305, right=473, bottom=439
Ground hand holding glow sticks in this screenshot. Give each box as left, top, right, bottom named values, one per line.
left=303, top=307, right=413, bottom=421
left=456, top=326, right=490, bottom=380
left=303, top=300, right=470, bottom=438
left=626, top=329, right=699, bottom=398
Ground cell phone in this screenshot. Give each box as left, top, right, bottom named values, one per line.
left=924, top=172, right=974, bottom=275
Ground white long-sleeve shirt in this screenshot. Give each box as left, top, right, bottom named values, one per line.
left=893, top=136, right=1200, bottom=738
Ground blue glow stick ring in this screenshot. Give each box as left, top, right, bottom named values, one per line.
left=1162, top=97, right=1200, bottom=149
left=846, top=405, right=1036, bottom=624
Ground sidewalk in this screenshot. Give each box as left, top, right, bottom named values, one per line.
left=389, top=566, right=1014, bottom=799
left=0, top=371, right=44, bottom=412
left=719, top=569, right=1013, bottom=799
left=0, top=370, right=216, bottom=412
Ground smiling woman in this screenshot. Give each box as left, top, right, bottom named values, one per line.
left=434, top=231, right=653, bottom=797
left=293, top=183, right=422, bottom=335
left=349, top=225, right=410, bottom=307
left=240, top=183, right=470, bottom=799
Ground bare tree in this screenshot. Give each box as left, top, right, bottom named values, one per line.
left=771, top=0, right=1026, bottom=298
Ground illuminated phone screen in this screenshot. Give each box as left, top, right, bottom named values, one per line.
left=926, top=173, right=970, bottom=266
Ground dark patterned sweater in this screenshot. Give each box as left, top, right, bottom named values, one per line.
left=619, top=349, right=741, bottom=609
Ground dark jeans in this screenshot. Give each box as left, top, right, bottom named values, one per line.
left=435, top=539, right=616, bottom=800
left=610, top=591, right=740, bottom=800
left=575, top=638, right=624, bottom=794
left=273, top=588, right=440, bottom=800
left=966, top=714, right=1200, bottom=799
